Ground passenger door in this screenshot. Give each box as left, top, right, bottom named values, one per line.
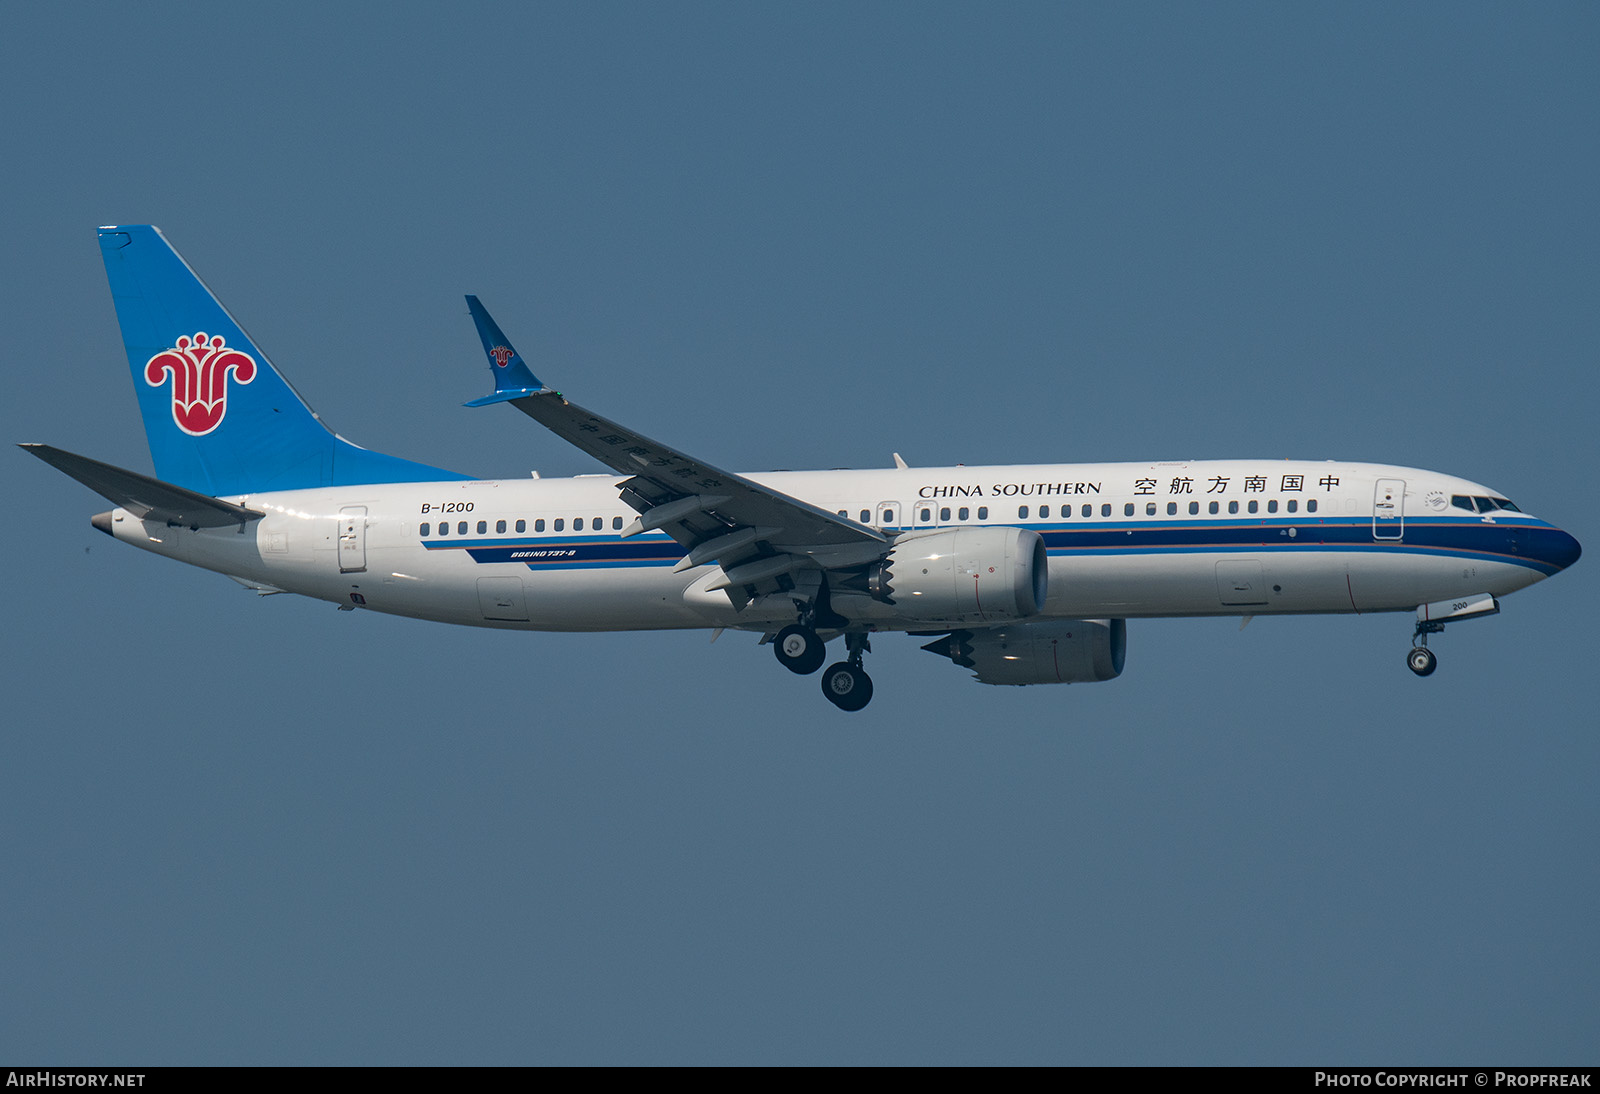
left=1373, top=479, right=1405, bottom=540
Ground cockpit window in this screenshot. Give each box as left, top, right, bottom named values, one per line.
left=1453, top=494, right=1521, bottom=513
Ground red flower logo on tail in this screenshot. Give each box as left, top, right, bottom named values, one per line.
left=489, top=345, right=515, bottom=368
left=144, top=333, right=257, bottom=436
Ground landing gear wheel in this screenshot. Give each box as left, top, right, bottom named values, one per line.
left=1407, top=646, right=1437, bottom=677
left=774, top=624, right=825, bottom=675
left=821, top=661, right=874, bottom=712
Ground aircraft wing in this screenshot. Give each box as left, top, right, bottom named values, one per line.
left=463, top=297, right=887, bottom=598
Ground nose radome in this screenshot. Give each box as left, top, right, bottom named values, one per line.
left=1540, top=527, right=1582, bottom=572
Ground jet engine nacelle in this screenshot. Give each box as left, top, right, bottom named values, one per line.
left=866, top=526, right=1047, bottom=624
left=922, top=619, right=1127, bottom=685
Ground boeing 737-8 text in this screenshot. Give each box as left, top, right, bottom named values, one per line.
left=23, top=226, right=1582, bottom=711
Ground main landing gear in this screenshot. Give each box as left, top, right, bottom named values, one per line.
left=771, top=592, right=875, bottom=711
left=773, top=623, right=826, bottom=675
left=820, top=633, right=874, bottom=712
left=770, top=623, right=876, bottom=711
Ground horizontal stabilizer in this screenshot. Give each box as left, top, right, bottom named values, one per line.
left=21, top=444, right=263, bottom=528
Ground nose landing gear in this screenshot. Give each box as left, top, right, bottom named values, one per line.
left=1406, top=594, right=1500, bottom=677
left=1409, top=615, right=1443, bottom=676
left=1407, top=642, right=1438, bottom=676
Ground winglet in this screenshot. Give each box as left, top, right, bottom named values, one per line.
left=464, top=295, right=547, bottom=406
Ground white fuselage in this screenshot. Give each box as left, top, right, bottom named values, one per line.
left=101, top=459, right=1566, bottom=633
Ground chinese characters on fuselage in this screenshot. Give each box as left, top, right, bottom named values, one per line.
left=916, top=474, right=1339, bottom=499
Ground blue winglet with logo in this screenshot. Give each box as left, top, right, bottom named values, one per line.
left=98, top=225, right=471, bottom=496
left=463, top=295, right=549, bottom=407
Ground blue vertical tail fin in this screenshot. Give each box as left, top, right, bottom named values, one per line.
left=98, top=225, right=469, bottom=496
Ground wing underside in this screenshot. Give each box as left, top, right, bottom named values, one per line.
left=503, top=390, right=887, bottom=603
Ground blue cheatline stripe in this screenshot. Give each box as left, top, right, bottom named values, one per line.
left=412, top=515, right=1566, bottom=575
left=423, top=538, right=681, bottom=569
left=1027, top=517, right=1564, bottom=574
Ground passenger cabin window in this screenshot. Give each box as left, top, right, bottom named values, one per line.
left=958, top=507, right=970, bottom=521
left=516, top=520, right=526, bottom=533
left=1189, top=501, right=1200, bottom=515
left=1019, top=505, right=1029, bottom=519
left=1167, top=502, right=1177, bottom=515
left=496, top=520, right=506, bottom=533
left=1286, top=500, right=1297, bottom=513
left=860, top=510, right=870, bottom=523
left=941, top=507, right=952, bottom=522
left=977, top=506, right=988, bottom=520
left=477, top=520, right=488, bottom=534
left=1247, top=501, right=1258, bottom=514
left=920, top=507, right=932, bottom=522
left=1307, top=500, right=1318, bottom=513
left=613, top=516, right=624, bottom=530
left=1147, top=502, right=1158, bottom=516
left=419, top=523, right=430, bottom=537
left=438, top=522, right=449, bottom=536
left=1082, top=504, right=1092, bottom=518
left=1228, top=502, right=1238, bottom=515
left=1042, top=505, right=1053, bottom=518
left=574, top=518, right=584, bottom=531
left=1100, top=504, right=1111, bottom=517
left=1266, top=500, right=1277, bottom=514
left=1209, top=502, right=1219, bottom=515
left=593, top=516, right=602, bottom=528
left=554, top=518, right=564, bottom=531
left=1124, top=503, right=1135, bottom=517
left=534, top=519, right=544, bottom=532
left=457, top=521, right=468, bottom=535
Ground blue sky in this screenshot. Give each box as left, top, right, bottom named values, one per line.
left=3, top=2, right=1596, bottom=1064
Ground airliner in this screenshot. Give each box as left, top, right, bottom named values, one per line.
left=23, top=226, right=1582, bottom=711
